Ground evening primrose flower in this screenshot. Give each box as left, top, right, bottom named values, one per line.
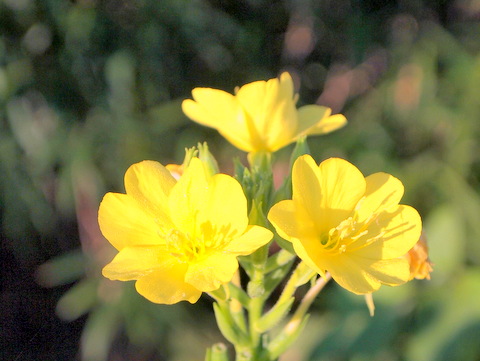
left=99, top=158, right=273, bottom=304
left=268, top=155, right=422, bottom=294
left=182, top=72, right=346, bottom=154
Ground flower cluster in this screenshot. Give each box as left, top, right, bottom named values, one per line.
left=98, top=73, right=430, bottom=360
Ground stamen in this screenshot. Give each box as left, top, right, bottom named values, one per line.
left=319, top=213, right=381, bottom=254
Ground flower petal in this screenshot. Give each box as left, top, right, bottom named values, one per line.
left=217, top=126, right=259, bottom=153
left=170, top=158, right=249, bottom=239
left=182, top=89, right=253, bottom=152
left=169, top=157, right=209, bottom=235
left=304, top=111, right=347, bottom=135
left=296, top=105, right=331, bottom=136
left=102, top=246, right=166, bottom=281
left=353, top=205, right=422, bottom=259
left=236, top=73, right=298, bottom=151
left=236, top=73, right=295, bottom=124
left=182, top=88, right=239, bottom=128
left=291, top=154, right=324, bottom=228
left=268, top=200, right=316, bottom=241
left=317, top=157, right=366, bottom=225
left=297, top=104, right=346, bottom=136
left=201, top=173, right=249, bottom=236
left=235, top=79, right=270, bottom=123
left=278, top=72, right=295, bottom=99
left=355, top=172, right=404, bottom=223
left=124, top=161, right=176, bottom=219
left=292, top=155, right=365, bottom=232
left=290, top=238, right=329, bottom=278
left=169, top=158, right=248, bottom=237
left=223, top=225, right=273, bottom=255
left=263, top=99, right=298, bottom=151
left=236, top=76, right=281, bottom=133
left=322, top=255, right=377, bottom=294
left=98, top=193, right=164, bottom=250
left=331, top=263, right=380, bottom=294
left=135, top=265, right=202, bottom=304
left=365, top=258, right=411, bottom=286
left=328, top=255, right=410, bottom=294
left=185, top=253, right=239, bottom=292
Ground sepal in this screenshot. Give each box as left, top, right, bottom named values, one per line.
left=254, top=297, right=295, bottom=333
left=267, top=314, right=310, bottom=360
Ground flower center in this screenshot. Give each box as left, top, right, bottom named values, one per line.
left=320, top=215, right=373, bottom=254
left=166, top=229, right=204, bottom=261
left=164, top=221, right=231, bottom=262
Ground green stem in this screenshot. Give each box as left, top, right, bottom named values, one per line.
left=205, top=343, right=230, bottom=361
left=230, top=272, right=248, bottom=334
left=238, top=258, right=268, bottom=360
left=235, top=346, right=254, bottom=361
left=248, top=296, right=264, bottom=346
left=233, top=297, right=263, bottom=361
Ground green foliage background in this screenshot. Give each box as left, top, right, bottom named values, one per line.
left=1, top=0, right=480, bottom=360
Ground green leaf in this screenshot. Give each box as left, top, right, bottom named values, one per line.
left=55, top=278, right=98, bottom=321
left=233, top=157, right=246, bottom=181
left=238, top=255, right=254, bottom=278
left=81, top=305, right=121, bottom=361
left=293, top=262, right=316, bottom=287
left=255, top=297, right=295, bottom=333
left=228, top=283, right=250, bottom=308
left=267, top=314, right=310, bottom=360
left=213, top=302, right=249, bottom=346
left=265, top=249, right=296, bottom=274
left=210, top=286, right=228, bottom=301
left=36, top=250, right=86, bottom=287
left=263, top=260, right=295, bottom=297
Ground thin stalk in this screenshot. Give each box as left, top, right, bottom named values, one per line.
left=267, top=273, right=331, bottom=360
left=285, top=273, right=331, bottom=333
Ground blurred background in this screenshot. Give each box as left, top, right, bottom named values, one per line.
left=1, top=0, right=480, bottom=360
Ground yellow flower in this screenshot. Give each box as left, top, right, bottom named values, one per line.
left=182, top=72, right=347, bottom=153
left=268, top=155, right=422, bottom=294
left=99, top=158, right=273, bottom=304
